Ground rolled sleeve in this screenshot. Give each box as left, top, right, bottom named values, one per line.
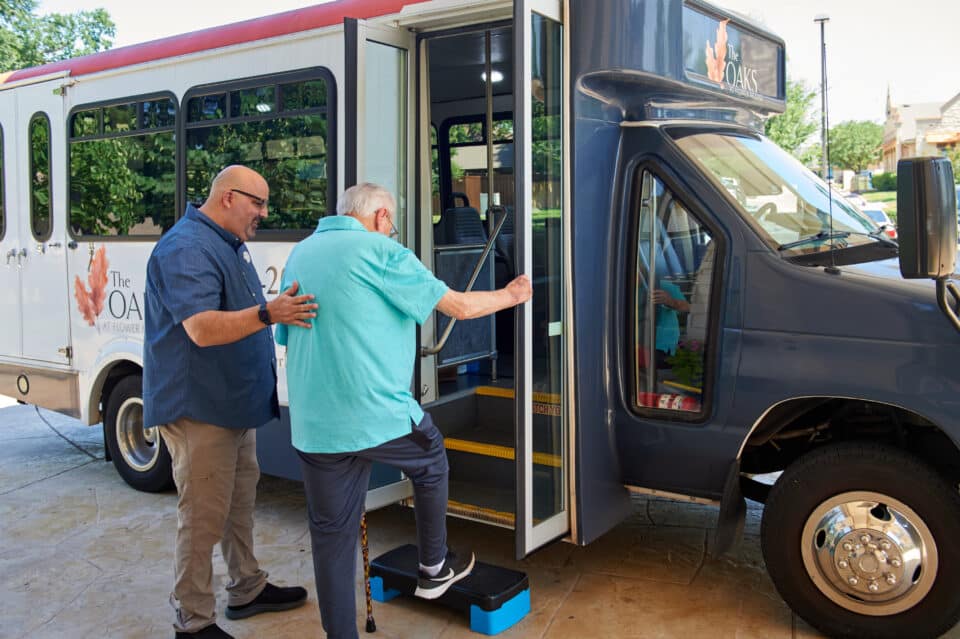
left=381, top=247, right=449, bottom=324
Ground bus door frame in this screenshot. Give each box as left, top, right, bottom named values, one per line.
left=0, top=88, right=22, bottom=360
left=514, top=0, right=572, bottom=557
left=344, top=17, right=419, bottom=510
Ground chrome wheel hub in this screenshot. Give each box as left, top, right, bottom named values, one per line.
left=801, top=491, right=936, bottom=616
left=116, top=397, right=159, bottom=472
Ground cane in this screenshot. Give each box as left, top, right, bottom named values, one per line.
left=361, top=511, right=376, bottom=632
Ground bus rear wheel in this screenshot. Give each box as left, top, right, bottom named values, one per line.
left=761, top=442, right=960, bottom=639
left=104, top=375, right=173, bottom=492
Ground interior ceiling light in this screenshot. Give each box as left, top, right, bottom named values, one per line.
left=255, top=103, right=272, bottom=113
left=481, top=70, right=504, bottom=83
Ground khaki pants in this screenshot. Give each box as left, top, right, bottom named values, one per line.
left=160, top=418, right=268, bottom=633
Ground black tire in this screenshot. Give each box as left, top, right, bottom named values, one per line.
left=104, top=375, right=173, bottom=492
left=761, top=442, right=960, bottom=639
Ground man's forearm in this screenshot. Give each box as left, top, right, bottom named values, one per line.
left=436, top=288, right=516, bottom=321
left=182, top=307, right=266, bottom=347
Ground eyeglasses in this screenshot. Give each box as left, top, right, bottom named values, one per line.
left=389, top=220, right=400, bottom=240
left=231, top=188, right=268, bottom=210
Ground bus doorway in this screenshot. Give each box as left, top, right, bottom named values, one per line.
left=415, top=5, right=569, bottom=557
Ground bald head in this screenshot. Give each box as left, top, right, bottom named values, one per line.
left=200, top=165, right=270, bottom=241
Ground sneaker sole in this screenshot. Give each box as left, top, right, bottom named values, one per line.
left=224, top=597, right=307, bottom=620
left=414, top=554, right=476, bottom=600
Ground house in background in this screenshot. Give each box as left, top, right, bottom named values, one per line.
left=882, top=89, right=960, bottom=172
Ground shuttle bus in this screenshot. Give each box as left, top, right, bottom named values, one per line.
left=2, top=1, right=960, bottom=636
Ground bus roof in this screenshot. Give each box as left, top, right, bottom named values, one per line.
left=1, top=0, right=429, bottom=86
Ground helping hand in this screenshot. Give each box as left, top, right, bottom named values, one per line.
left=506, top=274, right=533, bottom=305
left=268, top=281, right=318, bottom=328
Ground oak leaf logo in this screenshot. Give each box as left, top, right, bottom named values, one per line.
left=75, top=246, right=109, bottom=326
left=705, top=19, right=729, bottom=84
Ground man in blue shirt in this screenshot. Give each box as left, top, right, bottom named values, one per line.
left=144, top=165, right=318, bottom=639
left=278, top=182, right=531, bottom=639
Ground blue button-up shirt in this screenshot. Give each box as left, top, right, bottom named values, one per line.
left=276, top=216, right=448, bottom=453
left=143, top=204, right=278, bottom=429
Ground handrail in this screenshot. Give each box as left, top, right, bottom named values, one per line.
left=420, top=209, right=508, bottom=357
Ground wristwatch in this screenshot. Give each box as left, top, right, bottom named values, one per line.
left=258, top=302, right=273, bottom=326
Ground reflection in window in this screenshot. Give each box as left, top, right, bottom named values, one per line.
left=633, top=170, right=714, bottom=415
left=30, top=114, right=51, bottom=240
left=445, top=116, right=514, bottom=215
left=185, top=73, right=333, bottom=232
left=69, top=97, right=176, bottom=237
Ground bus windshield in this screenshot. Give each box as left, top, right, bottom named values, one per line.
left=671, top=130, right=883, bottom=257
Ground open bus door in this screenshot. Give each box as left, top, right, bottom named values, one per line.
left=344, top=17, right=419, bottom=509
left=514, top=0, right=570, bottom=557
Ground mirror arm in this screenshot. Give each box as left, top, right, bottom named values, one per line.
left=936, top=278, right=960, bottom=333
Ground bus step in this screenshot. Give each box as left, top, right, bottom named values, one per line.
left=370, top=544, right=530, bottom=635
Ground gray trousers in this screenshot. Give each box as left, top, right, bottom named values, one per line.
left=159, top=418, right=268, bottom=633
left=298, top=413, right=449, bottom=639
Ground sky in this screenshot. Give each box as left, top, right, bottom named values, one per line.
left=37, top=0, right=960, bottom=124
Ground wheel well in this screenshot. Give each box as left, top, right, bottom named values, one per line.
left=740, top=398, right=960, bottom=484
left=95, top=361, right=142, bottom=424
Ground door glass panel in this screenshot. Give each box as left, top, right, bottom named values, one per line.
left=365, top=41, right=407, bottom=242
left=530, top=12, right=565, bottom=522
left=633, top=171, right=714, bottom=415
left=29, top=114, right=51, bottom=241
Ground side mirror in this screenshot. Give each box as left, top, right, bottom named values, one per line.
left=897, top=157, right=957, bottom=279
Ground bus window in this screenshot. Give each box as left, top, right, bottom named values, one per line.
left=632, top=170, right=713, bottom=415
left=69, top=96, right=176, bottom=237
left=29, top=113, right=51, bottom=241
left=441, top=115, right=514, bottom=217
left=184, top=70, right=334, bottom=235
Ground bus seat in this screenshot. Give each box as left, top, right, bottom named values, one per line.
left=437, top=206, right=487, bottom=245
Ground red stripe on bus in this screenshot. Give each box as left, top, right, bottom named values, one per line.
left=4, top=0, right=429, bottom=84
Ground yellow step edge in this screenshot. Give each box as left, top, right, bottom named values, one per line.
left=475, top=385, right=561, bottom=405
left=445, top=437, right=562, bottom=468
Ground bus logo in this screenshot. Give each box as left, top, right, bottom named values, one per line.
left=75, top=246, right=109, bottom=326
left=705, top=19, right=729, bottom=84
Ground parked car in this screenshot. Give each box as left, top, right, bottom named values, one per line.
left=862, top=206, right=897, bottom=239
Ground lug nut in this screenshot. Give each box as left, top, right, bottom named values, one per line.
left=848, top=576, right=859, bottom=586
left=868, top=581, right=880, bottom=592
left=880, top=540, right=891, bottom=551
left=860, top=534, right=871, bottom=544
left=891, top=558, right=902, bottom=568
left=842, top=542, right=854, bottom=552
left=886, top=574, right=897, bottom=585
left=838, top=560, right=849, bottom=569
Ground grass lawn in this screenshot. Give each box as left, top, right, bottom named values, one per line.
left=862, top=190, right=897, bottom=222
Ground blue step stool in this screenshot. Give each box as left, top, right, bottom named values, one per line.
left=369, top=544, right=530, bottom=635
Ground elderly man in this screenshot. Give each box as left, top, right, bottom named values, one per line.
left=144, top=165, right=318, bottom=639
left=277, top=182, right=532, bottom=639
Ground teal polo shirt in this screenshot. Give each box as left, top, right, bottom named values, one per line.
left=276, top=216, right=449, bottom=453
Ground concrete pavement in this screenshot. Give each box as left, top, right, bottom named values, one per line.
left=0, top=399, right=951, bottom=638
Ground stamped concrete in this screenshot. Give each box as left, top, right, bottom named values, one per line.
left=0, top=397, right=957, bottom=639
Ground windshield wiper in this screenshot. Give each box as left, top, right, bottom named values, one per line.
left=778, top=230, right=897, bottom=252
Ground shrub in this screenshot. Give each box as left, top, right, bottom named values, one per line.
left=871, top=172, right=897, bottom=191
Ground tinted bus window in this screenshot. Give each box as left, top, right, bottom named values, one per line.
left=185, top=70, right=335, bottom=234
left=632, top=170, right=714, bottom=416
left=29, top=114, right=51, bottom=241
left=68, top=96, right=177, bottom=237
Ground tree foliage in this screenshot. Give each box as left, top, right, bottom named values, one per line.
left=1, top=0, right=115, bottom=72
left=765, top=80, right=820, bottom=166
left=946, top=146, right=960, bottom=184
left=828, top=120, right=883, bottom=173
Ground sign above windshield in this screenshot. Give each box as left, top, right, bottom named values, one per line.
left=682, top=4, right=784, bottom=103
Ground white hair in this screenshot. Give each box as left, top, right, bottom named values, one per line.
left=337, top=183, right=395, bottom=218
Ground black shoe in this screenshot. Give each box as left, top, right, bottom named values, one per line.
left=414, top=549, right=476, bottom=600
left=224, top=582, right=308, bottom=620
left=175, top=624, right=234, bottom=638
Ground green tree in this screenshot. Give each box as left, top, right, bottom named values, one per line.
left=828, top=120, right=883, bottom=173
left=1, top=0, right=115, bottom=72
left=765, top=80, right=819, bottom=165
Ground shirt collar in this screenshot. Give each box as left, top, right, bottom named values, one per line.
left=315, top=215, right=367, bottom=234
left=186, top=203, right=244, bottom=249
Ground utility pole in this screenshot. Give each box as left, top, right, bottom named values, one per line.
left=815, top=14, right=830, bottom=183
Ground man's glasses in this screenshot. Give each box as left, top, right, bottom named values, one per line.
left=389, top=220, right=400, bottom=240
left=231, top=189, right=269, bottom=210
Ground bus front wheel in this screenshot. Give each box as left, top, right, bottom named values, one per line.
left=104, top=375, right=173, bottom=492
left=761, top=441, right=960, bottom=639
